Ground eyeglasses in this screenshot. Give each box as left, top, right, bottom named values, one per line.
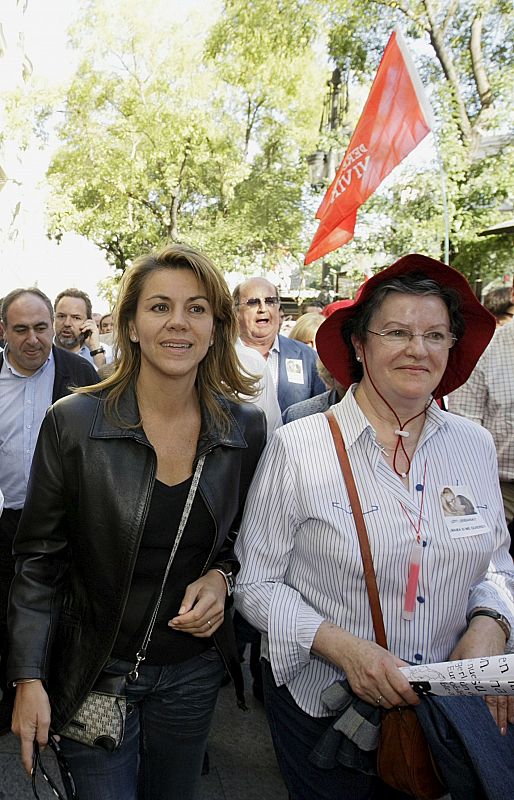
left=367, top=328, right=457, bottom=350
left=32, top=736, right=77, bottom=800
left=235, top=297, right=280, bottom=309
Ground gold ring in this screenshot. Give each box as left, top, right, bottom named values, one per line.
left=376, top=695, right=383, bottom=705
left=207, top=620, right=212, bottom=628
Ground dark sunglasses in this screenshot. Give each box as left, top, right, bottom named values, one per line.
left=235, top=296, right=280, bottom=308
left=31, top=736, right=77, bottom=800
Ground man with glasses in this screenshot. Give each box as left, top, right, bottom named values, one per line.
left=234, top=278, right=325, bottom=414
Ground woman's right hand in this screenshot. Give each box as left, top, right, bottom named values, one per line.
left=11, top=680, right=51, bottom=775
left=312, top=621, right=419, bottom=708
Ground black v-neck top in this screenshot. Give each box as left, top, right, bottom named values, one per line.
left=112, top=477, right=216, bottom=664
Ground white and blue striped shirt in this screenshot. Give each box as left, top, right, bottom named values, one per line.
left=234, top=386, right=514, bottom=717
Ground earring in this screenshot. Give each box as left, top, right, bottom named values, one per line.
left=209, top=340, right=214, bottom=347
left=130, top=335, right=138, bottom=343
left=356, top=356, right=361, bottom=362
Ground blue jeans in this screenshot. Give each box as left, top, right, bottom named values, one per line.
left=59, top=649, right=225, bottom=800
left=262, top=660, right=410, bottom=800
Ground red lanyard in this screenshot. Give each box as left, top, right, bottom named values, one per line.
left=399, top=460, right=427, bottom=621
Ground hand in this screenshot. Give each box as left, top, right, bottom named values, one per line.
left=450, top=615, right=510, bottom=733
left=11, top=681, right=51, bottom=775
left=484, top=695, right=514, bottom=736
left=312, top=621, right=419, bottom=708
left=168, top=570, right=227, bottom=637
left=80, top=319, right=101, bottom=351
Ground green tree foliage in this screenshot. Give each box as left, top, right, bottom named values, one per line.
left=323, top=0, right=514, bottom=284
left=47, top=0, right=325, bottom=277
left=45, top=0, right=513, bottom=289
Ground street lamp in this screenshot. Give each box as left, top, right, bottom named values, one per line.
left=307, top=67, right=349, bottom=189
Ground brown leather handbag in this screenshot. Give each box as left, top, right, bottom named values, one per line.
left=325, top=410, right=446, bottom=800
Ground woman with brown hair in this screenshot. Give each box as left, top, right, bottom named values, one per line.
left=8, top=243, right=266, bottom=799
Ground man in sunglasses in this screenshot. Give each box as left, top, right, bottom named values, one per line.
left=234, top=278, right=325, bottom=414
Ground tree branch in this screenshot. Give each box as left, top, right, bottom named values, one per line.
left=423, top=0, right=473, bottom=142
left=441, top=0, right=459, bottom=35
left=469, top=11, right=492, bottom=110
left=168, top=138, right=191, bottom=240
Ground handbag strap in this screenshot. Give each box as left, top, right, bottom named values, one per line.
left=128, top=453, right=206, bottom=682
left=324, top=410, right=389, bottom=650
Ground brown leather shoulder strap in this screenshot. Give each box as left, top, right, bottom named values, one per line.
left=324, top=409, right=388, bottom=650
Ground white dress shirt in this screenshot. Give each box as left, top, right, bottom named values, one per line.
left=235, top=387, right=514, bottom=717
left=448, top=321, right=514, bottom=481
left=235, top=339, right=282, bottom=439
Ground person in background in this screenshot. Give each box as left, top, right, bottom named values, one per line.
left=234, top=254, right=513, bottom=800
left=448, top=294, right=514, bottom=555
left=234, top=277, right=325, bottom=413
left=482, top=285, right=514, bottom=327
left=282, top=359, right=346, bottom=424
left=287, top=312, right=325, bottom=350
left=54, top=288, right=113, bottom=369
left=8, top=245, right=266, bottom=800
left=0, top=298, right=4, bottom=349
left=99, top=312, right=114, bottom=334
left=299, top=299, right=324, bottom=316
left=0, top=288, right=98, bottom=735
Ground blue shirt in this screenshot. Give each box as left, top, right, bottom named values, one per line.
left=0, top=349, right=55, bottom=509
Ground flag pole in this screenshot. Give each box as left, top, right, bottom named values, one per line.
left=434, top=136, right=450, bottom=265
left=394, top=28, right=449, bottom=265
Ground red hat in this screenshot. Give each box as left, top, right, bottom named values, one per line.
left=321, top=299, right=355, bottom=317
left=316, top=253, right=496, bottom=398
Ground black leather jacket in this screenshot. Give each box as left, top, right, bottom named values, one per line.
left=7, top=385, right=266, bottom=730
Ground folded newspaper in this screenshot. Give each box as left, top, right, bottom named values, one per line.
left=400, top=654, right=514, bottom=697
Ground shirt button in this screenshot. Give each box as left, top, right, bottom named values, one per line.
left=414, top=653, right=423, bottom=661
left=422, top=540, right=427, bottom=547
left=417, top=596, right=425, bottom=603
left=27, top=424, right=31, bottom=429
left=416, top=483, right=423, bottom=491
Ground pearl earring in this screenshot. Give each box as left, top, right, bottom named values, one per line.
left=130, top=335, right=138, bottom=342
left=356, top=356, right=361, bottom=362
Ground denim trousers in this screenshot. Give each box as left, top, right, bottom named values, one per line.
left=262, top=660, right=411, bottom=800
left=59, top=648, right=225, bottom=800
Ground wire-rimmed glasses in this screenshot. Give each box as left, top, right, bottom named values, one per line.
left=31, top=736, right=77, bottom=800
left=367, top=328, right=457, bottom=350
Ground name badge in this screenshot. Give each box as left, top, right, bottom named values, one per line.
left=285, top=358, right=305, bottom=384
left=439, top=484, right=489, bottom=538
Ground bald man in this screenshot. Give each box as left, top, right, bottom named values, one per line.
left=234, top=277, right=325, bottom=413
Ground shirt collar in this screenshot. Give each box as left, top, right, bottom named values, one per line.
left=331, top=385, right=448, bottom=451
left=2, top=346, right=53, bottom=378
left=270, top=335, right=280, bottom=353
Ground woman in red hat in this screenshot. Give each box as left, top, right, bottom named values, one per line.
left=234, top=254, right=514, bottom=800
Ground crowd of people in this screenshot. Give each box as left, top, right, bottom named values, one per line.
left=0, top=246, right=513, bottom=800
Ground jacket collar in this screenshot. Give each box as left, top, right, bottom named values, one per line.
left=89, top=381, right=248, bottom=455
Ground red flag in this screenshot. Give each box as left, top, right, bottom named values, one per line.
left=304, top=29, right=433, bottom=265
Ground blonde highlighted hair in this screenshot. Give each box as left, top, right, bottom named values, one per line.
left=76, top=243, right=258, bottom=432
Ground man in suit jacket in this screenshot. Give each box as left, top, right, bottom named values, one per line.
left=234, top=277, right=325, bottom=413
left=0, top=288, right=99, bottom=733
